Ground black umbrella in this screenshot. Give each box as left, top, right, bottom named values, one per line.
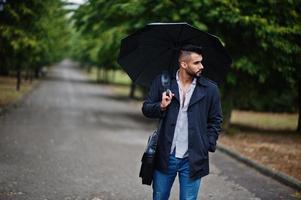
left=117, top=22, right=232, bottom=87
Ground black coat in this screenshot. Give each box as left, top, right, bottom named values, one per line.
left=142, top=72, right=223, bottom=179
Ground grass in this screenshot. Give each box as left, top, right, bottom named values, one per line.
left=86, top=67, right=132, bottom=86
left=231, top=110, right=298, bottom=130
left=84, top=67, right=145, bottom=99
left=0, top=76, right=37, bottom=108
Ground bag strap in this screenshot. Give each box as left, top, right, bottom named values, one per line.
left=156, top=71, right=171, bottom=131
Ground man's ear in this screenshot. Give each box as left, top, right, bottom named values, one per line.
left=180, top=61, right=188, bottom=69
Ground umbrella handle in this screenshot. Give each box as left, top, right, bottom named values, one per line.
left=161, top=71, right=171, bottom=97
left=166, top=89, right=171, bottom=97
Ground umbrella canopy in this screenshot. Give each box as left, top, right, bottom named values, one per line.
left=117, top=22, right=232, bottom=88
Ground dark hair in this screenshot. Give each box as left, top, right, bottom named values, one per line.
left=180, top=44, right=203, bottom=55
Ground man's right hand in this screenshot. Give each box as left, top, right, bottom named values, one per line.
left=160, top=91, right=174, bottom=111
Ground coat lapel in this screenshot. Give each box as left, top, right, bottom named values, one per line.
left=189, top=76, right=208, bottom=107
left=169, top=73, right=208, bottom=105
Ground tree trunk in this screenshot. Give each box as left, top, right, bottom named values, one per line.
left=25, top=68, right=29, bottom=81
left=221, top=87, right=235, bottom=131
left=297, top=78, right=301, bottom=132
left=101, top=68, right=105, bottom=83
left=297, top=108, right=301, bottom=133
left=86, top=65, right=91, bottom=73
left=102, top=69, right=106, bottom=83
left=34, top=67, right=40, bottom=78
left=29, top=69, right=33, bottom=83
left=103, top=69, right=109, bottom=83
left=16, top=67, right=21, bottom=91
left=112, top=70, right=116, bottom=83
left=100, top=68, right=105, bottom=83
left=129, top=82, right=136, bottom=99
left=222, top=98, right=233, bottom=131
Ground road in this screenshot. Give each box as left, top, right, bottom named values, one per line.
left=0, top=60, right=298, bottom=200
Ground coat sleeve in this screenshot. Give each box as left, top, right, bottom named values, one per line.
left=206, top=85, right=223, bottom=152
left=142, top=75, right=165, bottom=119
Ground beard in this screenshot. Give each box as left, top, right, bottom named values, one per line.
left=195, top=70, right=202, bottom=77
left=187, top=68, right=202, bottom=78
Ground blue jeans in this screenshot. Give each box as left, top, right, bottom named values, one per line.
left=152, top=153, right=201, bottom=200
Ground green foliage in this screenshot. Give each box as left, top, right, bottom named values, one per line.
left=70, top=0, right=300, bottom=113
left=206, top=0, right=300, bottom=114
left=0, top=0, right=71, bottom=76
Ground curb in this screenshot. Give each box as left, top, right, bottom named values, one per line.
left=217, top=143, right=301, bottom=191
left=0, top=79, right=42, bottom=116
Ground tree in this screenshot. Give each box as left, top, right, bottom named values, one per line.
left=0, top=0, right=70, bottom=89
left=201, top=0, right=301, bottom=131
left=71, top=0, right=301, bottom=131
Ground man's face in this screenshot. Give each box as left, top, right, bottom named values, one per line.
left=182, top=52, right=204, bottom=77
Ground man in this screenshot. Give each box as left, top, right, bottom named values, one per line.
left=142, top=44, right=223, bottom=200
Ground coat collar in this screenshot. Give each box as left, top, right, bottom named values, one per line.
left=189, top=84, right=206, bottom=107
left=170, top=71, right=208, bottom=106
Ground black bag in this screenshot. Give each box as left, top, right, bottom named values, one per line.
left=139, top=121, right=162, bottom=185
left=139, top=72, right=170, bottom=185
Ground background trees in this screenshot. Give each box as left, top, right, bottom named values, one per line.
left=0, top=0, right=70, bottom=90
left=1, top=0, right=300, bottom=132
left=71, top=0, right=300, bottom=132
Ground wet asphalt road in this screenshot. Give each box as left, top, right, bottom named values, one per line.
left=0, top=60, right=299, bottom=200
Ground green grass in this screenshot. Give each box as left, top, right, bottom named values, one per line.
left=231, top=110, right=298, bottom=130
left=87, top=67, right=132, bottom=85
left=85, top=67, right=144, bottom=99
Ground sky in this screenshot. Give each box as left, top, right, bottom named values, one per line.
left=63, top=0, right=86, bottom=12
left=65, top=0, right=86, bottom=5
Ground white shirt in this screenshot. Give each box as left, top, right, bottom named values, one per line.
left=170, top=70, right=196, bottom=158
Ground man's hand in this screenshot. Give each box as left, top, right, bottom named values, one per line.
left=160, top=90, right=174, bottom=111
